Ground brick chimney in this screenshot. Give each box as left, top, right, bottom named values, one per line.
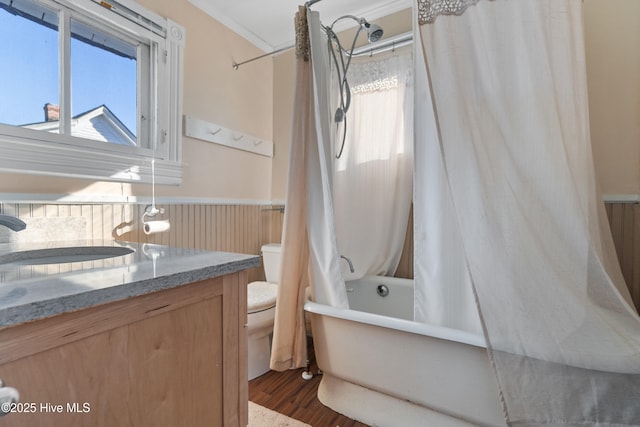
left=44, top=103, right=60, bottom=122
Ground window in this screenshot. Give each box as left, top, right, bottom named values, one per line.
left=0, top=0, right=184, bottom=184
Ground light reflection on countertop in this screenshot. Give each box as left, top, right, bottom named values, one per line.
left=0, top=240, right=260, bottom=327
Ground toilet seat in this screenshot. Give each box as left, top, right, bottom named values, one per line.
left=248, top=281, right=278, bottom=314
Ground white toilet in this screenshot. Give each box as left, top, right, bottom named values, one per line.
left=247, top=243, right=281, bottom=380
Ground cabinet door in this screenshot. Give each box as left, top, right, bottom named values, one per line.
left=0, top=274, right=247, bottom=426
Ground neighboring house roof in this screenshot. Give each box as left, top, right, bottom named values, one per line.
left=23, top=105, right=136, bottom=146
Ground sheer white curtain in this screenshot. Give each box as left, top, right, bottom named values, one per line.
left=416, top=0, right=640, bottom=425
left=333, top=49, right=414, bottom=280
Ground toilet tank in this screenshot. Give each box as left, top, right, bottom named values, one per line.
left=261, top=243, right=282, bottom=284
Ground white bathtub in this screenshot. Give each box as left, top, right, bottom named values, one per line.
left=304, top=276, right=506, bottom=427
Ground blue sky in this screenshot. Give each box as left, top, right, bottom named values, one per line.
left=0, top=6, right=137, bottom=134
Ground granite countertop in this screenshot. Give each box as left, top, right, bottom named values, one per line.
left=0, top=240, right=260, bottom=327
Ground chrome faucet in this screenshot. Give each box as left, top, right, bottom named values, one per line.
left=0, top=214, right=26, bottom=232
left=340, top=255, right=355, bottom=273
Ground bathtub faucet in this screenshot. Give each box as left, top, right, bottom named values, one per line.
left=340, top=255, right=355, bottom=273
left=0, top=214, right=26, bottom=232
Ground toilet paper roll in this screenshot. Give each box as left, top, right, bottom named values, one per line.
left=143, top=220, right=171, bottom=235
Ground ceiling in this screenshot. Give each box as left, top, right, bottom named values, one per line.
left=188, top=0, right=412, bottom=52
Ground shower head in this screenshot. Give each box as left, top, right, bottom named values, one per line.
left=328, top=15, right=384, bottom=44
left=362, top=20, right=384, bottom=43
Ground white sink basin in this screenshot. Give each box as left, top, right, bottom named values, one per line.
left=0, top=246, right=134, bottom=266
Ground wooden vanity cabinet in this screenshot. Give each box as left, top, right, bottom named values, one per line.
left=0, top=271, right=248, bottom=427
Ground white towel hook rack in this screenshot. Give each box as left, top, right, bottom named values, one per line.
left=183, top=115, right=273, bottom=157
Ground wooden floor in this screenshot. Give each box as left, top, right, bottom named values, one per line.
left=248, top=338, right=370, bottom=427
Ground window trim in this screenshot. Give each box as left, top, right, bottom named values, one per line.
left=0, top=0, right=185, bottom=185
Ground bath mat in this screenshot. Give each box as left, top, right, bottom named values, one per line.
left=249, top=401, right=311, bottom=427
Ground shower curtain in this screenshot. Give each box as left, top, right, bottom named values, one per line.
left=270, top=6, right=348, bottom=372
left=413, top=27, right=482, bottom=334
left=415, top=0, right=640, bottom=425
left=333, top=49, right=414, bottom=280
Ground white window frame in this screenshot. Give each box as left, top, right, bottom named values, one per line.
left=0, top=0, right=185, bottom=184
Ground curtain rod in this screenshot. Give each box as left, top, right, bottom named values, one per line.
left=351, top=31, right=412, bottom=56
left=232, top=31, right=413, bottom=70
left=232, top=45, right=292, bottom=70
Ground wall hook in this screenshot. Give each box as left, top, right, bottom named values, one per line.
left=183, top=115, right=274, bottom=157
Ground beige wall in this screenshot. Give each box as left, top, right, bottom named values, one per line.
left=0, top=0, right=274, bottom=202
left=271, top=48, right=296, bottom=203
left=584, top=0, right=640, bottom=196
